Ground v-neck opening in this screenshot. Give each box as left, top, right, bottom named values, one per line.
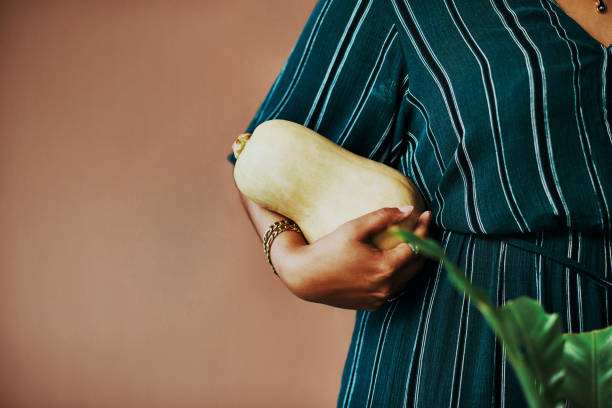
left=544, top=0, right=612, bottom=50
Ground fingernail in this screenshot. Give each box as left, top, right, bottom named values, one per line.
left=397, top=205, right=414, bottom=213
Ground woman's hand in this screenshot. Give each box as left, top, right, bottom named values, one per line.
left=277, top=207, right=433, bottom=312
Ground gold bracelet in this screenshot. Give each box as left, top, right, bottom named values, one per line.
left=263, top=219, right=303, bottom=276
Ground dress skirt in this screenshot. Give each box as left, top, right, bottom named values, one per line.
left=337, top=225, right=612, bottom=407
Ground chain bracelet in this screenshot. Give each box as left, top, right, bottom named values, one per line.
left=263, top=219, right=304, bottom=276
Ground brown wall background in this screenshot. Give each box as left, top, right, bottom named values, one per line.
left=0, top=1, right=355, bottom=406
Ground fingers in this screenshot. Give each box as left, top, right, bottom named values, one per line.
left=383, top=242, right=418, bottom=273
left=348, top=206, right=414, bottom=241
left=413, top=210, right=433, bottom=238
left=359, top=210, right=433, bottom=308
left=388, top=257, right=426, bottom=296
left=379, top=210, right=432, bottom=297
left=382, top=242, right=425, bottom=280
left=383, top=210, right=432, bottom=266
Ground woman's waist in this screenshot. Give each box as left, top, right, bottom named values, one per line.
left=430, top=224, right=612, bottom=290
left=426, top=190, right=610, bottom=236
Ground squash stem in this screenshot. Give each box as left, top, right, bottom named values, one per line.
left=232, top=133, right=252, bottom=160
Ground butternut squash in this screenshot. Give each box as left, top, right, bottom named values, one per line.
left=232, top=119, right=426, bottom=250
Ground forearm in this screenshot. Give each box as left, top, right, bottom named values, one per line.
left=235, top=186, right=307, bottom=279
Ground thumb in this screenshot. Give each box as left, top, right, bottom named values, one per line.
left=349, top=206, right=414, bottom=242
left=412, top=210, right=433, bottom=238
left=383, top=241, right=418, bottom=271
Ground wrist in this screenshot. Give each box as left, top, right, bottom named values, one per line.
left=269, top=230, right=307, bottom=285
left=269, top=229, right=306, bottom=267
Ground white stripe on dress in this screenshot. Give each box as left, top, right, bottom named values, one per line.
left=453, top=236, right=476, bottom=407
left=266, top=0, right=335, bottom=121
left=606, top=230, right=611, bottom=326
left=566, top=229, right=573, bottom=332
left=406, top=131, right=434, bottom=201
left=602, top=46, right=612, bottom=146
left=540, top=0, right=607, bottom=229
left=342, top=311, right=371, bottom=408
left=411, top=230, right=452, bottom=407
left=536, top=232, right=543, bottom=304
left=392, top=0, right=484, bottom=234
left=489, top=0, right=569, bottom=222
left=368, top=109, right=398, bottom=159
left=365, top=299, right=401, bottom=408
left=501, top=242, right=508, bottom=408
left=339, top=28, right=399, bottom=146
left=577, top=231, right=584, bottom=332
left=401, top=277, right=432, bottom=408
left=444, top=0, right=529, bottom=232
left=309, top=0, right=374, bottom=131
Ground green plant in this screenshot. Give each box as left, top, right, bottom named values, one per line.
left=391, top=227, right=612, bottom=408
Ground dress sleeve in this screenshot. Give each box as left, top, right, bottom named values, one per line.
left=226, top=0, right=409, bottom=166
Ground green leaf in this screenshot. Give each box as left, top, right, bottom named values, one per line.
left=496, top=298, right=566, bottom=407
left=389, top=229, right=489, bottom=307
left=391, top=228, right=567, bottom=408
left=561, top=326, right=612, bottom=408
left=389, top=227, right=446, bottom=259
left=392, top=227, right=612, bottom=407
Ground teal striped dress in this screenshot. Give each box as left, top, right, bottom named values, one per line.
left=226, top=0, right=612, bottom=406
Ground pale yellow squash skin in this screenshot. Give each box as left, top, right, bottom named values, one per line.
left=233, top=119, right=427, bottom=250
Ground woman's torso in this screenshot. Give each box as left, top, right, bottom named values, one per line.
left=353, top=0, right=612, bottom=236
